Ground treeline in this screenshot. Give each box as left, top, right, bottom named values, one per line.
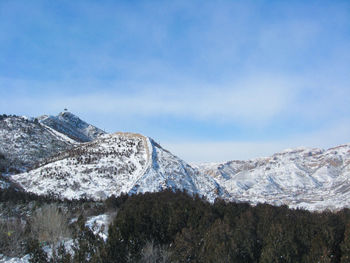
left=2, top=188, right=350, bottom=262
left=0, top=185, right=98, bottom=204
left=26, top=190, right=350, bottom=263
left=102, top=190, right=350, bottom=263
left=0, top=114, right=13, bottom=120
left=0, top=188, right=104, bottom=259
left=0, top=186, right=47, bottom=203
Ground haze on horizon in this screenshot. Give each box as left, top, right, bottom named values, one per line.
left=1, top=0, right=350, bottom=162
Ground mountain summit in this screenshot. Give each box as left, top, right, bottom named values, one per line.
left=38, top=111, right=106, bottom=142
left=0, top=114, right=74, bottom=173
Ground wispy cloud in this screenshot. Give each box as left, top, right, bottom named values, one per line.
left=0, top=73, right=297, bottom=124
left=165, top=119, right=350, bottom=163
left=1, top=0, right=350, bottom=162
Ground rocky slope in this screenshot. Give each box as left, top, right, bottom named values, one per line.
left=0, top=114, right=75, bottom=174
left=196, top=144, right=350, bottom=211
left=38, top=111, right=106, bottom=142
left=11, top=133, right=227, bottom=202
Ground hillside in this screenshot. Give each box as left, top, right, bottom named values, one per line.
left=197, top=144, right=350, bottom=210
left=11, top=132, right=227, bottom=201
left=4, top=111, right=350, bottom=211
left=0, top=114, right=75, bottom=174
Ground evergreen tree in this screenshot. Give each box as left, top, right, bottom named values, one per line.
left=72, top=215, right=105, bottom=263
left=340, top=222, right=350, bottom=262
left=259, top=223, right=299, bottom=263
left=26, top=238, right=48, bottom=263
left=199, top=219, right=238, bottom=262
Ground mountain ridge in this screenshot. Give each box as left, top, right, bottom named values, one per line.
left=3, top=111, right=350, bottom=211
left=11, top=132, right=228, bottom=202
left=0, top=114, right=75, bottom=174
left=38, top=111, right=106, bottom=142
left=196, top=143, right=350, bottom=210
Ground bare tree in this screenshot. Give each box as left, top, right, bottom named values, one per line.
left=0, top=218, right=26, bottom=257
left=30, top=204, right=71, bottom=248
left=140, top=240, right=171, bottom=263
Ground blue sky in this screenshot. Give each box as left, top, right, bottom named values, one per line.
left=1, top=0, right=350, bottom=162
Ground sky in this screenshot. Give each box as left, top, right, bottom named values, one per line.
left=1, top=0, right=350, bottom=163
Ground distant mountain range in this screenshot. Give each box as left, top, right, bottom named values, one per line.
left=1, top=111, right=350, bottom=211
left=195, top=145, right=350, bottom=211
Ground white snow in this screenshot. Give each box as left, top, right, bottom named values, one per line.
left=6, top=113, right=350, bottom=211
left=11, top=133, right=227, bottom=202
left=197, top=143, right=350, bottom=211
left=0, top=254, right=30, bottom=263
left=85, top=214, right=110, bottom=241
left=38, top=112, right=105, bottom=142
left=0, top=115, right=73, bottom=172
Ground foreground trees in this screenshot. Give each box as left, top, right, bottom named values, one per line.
left=3, top=189, right=350, bottom=262
left=29, top=204, right=71, bottom=248
left=102, top=191, right=350, bottom=263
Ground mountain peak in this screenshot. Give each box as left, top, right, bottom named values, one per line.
left=39, top=112, right=106, bottom=142
left=0, top=115, right=73, bottom=173
left=58, top=110, right=74, bottom=117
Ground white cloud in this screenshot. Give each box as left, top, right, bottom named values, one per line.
left=1, top=74, right=294, bottom=125
left=163, top=140, right=288, bottom=163
left=1, top=69, right=348, bottom=128
left=163, top=119, right=350, bottom=163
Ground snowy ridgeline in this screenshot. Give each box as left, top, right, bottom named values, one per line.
left=0, top=111, right=104, bottom=175
left=38, top=112, right=106, bottom=143
left=11, top=133, right=227, bottom=202
left=0, top=115, right=74, bottom=173
left=196, top=144, right=350, bottom=211
left=4, top=112, right=350, bottom=211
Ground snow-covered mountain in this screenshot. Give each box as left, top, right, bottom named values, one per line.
left=38, top=111, right=106, bottom=142
left=0, top=114, right=75, bottom=174
left=196, top=144, right=350, bottom=211
left=11, top=132, right=228, bottom=202
left=4, top=111, right=350, bottom=211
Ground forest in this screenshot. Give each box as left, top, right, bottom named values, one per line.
left=2, top=188, right=350, bottom=262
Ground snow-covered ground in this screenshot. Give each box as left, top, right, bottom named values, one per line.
left=5, top=112, right=350, bottom=211
left=197, top=143, right=350, bottom=211
left=38, top=111, right=105, bottom=143
left=0, top=115, right=74, bottom=173
left=0, top=254, right=30, bottom=263
left=0, top=179, right=10, bottom=189
left=0, top=214, right=111, bottom=263
left=11, top=133, right=227, bottom=202
left=85, top=214, right=110, bottom=241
